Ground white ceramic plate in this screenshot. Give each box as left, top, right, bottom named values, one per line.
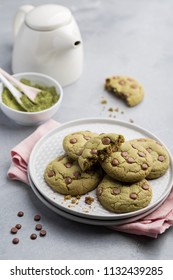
left=28, top=171, right=171, bottom=226
left=28, top=118, right=173, bottom=220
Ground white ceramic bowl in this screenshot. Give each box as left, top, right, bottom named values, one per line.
left=0, top=72, right=63, bottom=125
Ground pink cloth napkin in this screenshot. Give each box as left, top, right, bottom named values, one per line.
left=7, top=119, right=173, bottom=238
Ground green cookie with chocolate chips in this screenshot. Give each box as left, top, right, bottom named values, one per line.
left=63, top=131, right=98, bottom=160
left=100, top=141, right=153, bottom=182
left=131, top=138, right=170, bottom=179
left=96, top=175, right=152, bottom=213
left=78, top=133, right=125, bottom=171
left=105, top=75, right=144, bottom=107
left=44, top=154, right=103, bottom=196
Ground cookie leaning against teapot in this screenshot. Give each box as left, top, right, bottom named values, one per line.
left=44, top=131, right=170, bottom=213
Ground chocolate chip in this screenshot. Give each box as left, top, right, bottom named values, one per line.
left=130, top=193, right=138, bottom=199
left=111, top=158, right=119, bottom=166
left=138, top=152, right=145, bottom=157
left=17, top=211, right=24, bottom=217
left=48, top=170, right=55, bottom=177
left=121, top=151, right=128, bottom=158
left=119, top=80, right=126, bottom=85
left=142, top=184, right=150, bottom=190
left=65, top=177, right=72, bottom=184
left=70, top=138, right=77, bottom=144
left=12, top=238, right=19, bottom=244
left=97, top=188, right=103, bottom=196
left=130, top=84, right=138, bottom=89
left=127, top=157, right=135, bottom=163
left=40, top=229, right=47, bottom=237
left=131, top=144, right=137, bottom=149
left=146, top=148, right=152, bottom=153
left=11, top=227, right=18, bottom=234
left=30, top=233, right=37, bottom=240
left=77, top=149, right=83, bottom=156
left=158, top=155, right=165, bottom=162
left=65, top=162, right=73, bottom=168
left=84, top=136, right=91, bottom=140
left=34, top=214, right=41, bottom=221
left=35, top=224, right=42, bottom=231
left=15, top=224, right=22, bottom=230
left=73, top=171, right=81, bottom=178
left=112, top=188, right=121, bottom=195
left=141, top=163, right=148, bottom=170
left=102, top=137, right=111, bottom=145
left=91, top=148, right=97, bottom=155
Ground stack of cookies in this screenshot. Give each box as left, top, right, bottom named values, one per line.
left=44, top=131, right=170, bottom=214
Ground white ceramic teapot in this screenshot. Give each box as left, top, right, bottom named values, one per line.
left=12, top=4, right=83, bottom=87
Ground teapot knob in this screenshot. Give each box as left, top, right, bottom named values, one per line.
left=13, top=5, right=34, bottom=37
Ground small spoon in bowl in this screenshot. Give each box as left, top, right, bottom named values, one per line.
left=0, top=73, right=28, bottom=111
left=0, top=68, right=40, bottom=103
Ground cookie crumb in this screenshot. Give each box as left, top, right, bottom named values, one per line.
left=108, top=107, right=114, bottom=112
left=64, top=195, right=72, bottom=200
left=85, top=196, right=94, bottom=205
left=101, top=99, right=107, bottom=104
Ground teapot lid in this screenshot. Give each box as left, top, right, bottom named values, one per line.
left=25, top=4, right=72, bottom=31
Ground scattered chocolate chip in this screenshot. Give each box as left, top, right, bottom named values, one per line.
left=30, top=233, right=37, bottom=240
left=15, top=224, right=22, bottom=230
left=40, top=230, right=47, bottom=237
left=130, top=193, right=138, bottom=199
left=17, top=211, right=24, bottom=217
left=102, top=137, right=111, bottom=145
left=11, top=227, right=18, bottom=234
left=12, top=238, right=19, bottom=244
left=112, top=188, right=121, bottom=195
left=158, top=155, right=165, bottom=162
left=34, top=214, right=41, bottom=221
left=65, top=177, right=72, bottom=184
left=111, top=158, right=119, bottom=166
left=70, top=138, right=77, bottom=144
left=35, top=224, right=42, bottom=231
left=127, top=157, right=135, bottom=163
left=141, top=163, right=148, bottom=170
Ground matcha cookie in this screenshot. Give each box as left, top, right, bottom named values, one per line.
left=100, top=141, right=153, bottom=182
left=96, top=175, right=152, bottom=213
left=63, top=131, right=98, bottom=160
left=78, top=133, right=125, bottom=171
left=131, top=138, right=170, bottom=179
left=44, top=154, right=102, bottom=196
left=105, top=75, right=144, bottom=107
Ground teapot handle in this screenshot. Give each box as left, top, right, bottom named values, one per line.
left=13, top=5, right=34, bottom=37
